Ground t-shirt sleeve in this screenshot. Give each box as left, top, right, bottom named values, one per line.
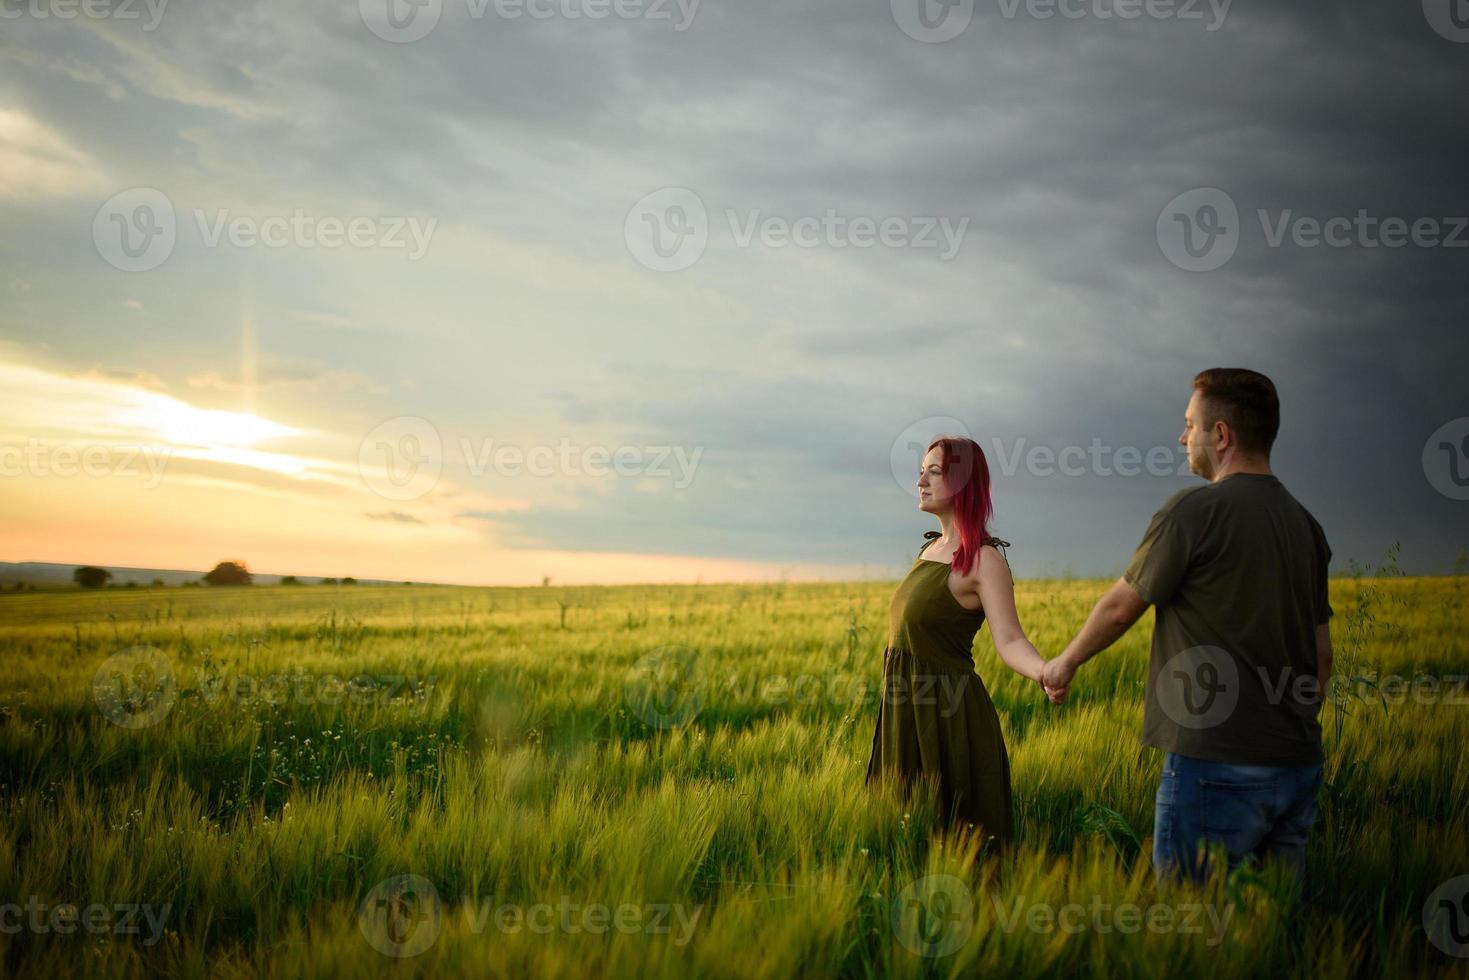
left=1122, top=494, right=1195, bottom=607
left=1310, top=514, right=1334, bottom=623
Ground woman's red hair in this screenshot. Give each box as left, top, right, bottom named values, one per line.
left=927, top=436, right=994, bottom=576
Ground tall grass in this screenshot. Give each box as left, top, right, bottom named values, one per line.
left=0, top=572, right=1465, bottom=978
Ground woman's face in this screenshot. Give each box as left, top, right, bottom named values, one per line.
left=916, top=445, right=949, bottom=514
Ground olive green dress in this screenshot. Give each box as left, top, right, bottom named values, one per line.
left=865, top=531, right=1015, bottom=844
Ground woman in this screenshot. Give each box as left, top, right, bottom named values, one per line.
left=865, top=435, right=1056, bottom=845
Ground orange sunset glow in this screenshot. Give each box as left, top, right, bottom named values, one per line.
left=0, top=357, right=852, bottom=585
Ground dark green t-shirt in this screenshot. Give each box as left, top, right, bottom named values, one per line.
left=1123, top=473, right=1332, bottom=766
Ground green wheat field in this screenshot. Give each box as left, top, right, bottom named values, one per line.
left=1, top=563, right=1466, bottom=978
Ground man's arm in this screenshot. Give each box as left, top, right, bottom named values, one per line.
left=1041, top=577, right=1150, bottom=694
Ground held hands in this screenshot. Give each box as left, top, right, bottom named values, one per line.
left=1038, top=654, right=1078, bottom=705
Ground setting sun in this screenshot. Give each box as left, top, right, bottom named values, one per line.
left=119, top=397, right=300, bottom=448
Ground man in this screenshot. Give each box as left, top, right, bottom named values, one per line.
left=1041, top=368, right=1333, bottom=892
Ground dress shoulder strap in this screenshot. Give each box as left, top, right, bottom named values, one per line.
left=918, top=530, right=1012, bottom=559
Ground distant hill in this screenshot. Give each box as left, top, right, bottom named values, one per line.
left=0, top=562, right=416, bottom=588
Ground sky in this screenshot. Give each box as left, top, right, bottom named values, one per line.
left=1, top=0, right=1466, bottom=585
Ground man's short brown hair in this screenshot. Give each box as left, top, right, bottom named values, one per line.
left=1192, top=368, right=1280, bottom=456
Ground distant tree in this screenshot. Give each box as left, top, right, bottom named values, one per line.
left=74, top=566, right=112, bottom=589
left=183, top=581, right=199, bottom=588
left=403, top=580, right=412, bottom=586
left=542, top=575, right=552, bottom=587
left=203, top=561, right=253, bottom=586
left=341, top=576, right=357, bottom=585
left=124, top=581, right=137, bottom=589
left=12, top=581, right=25, bottom=592
left=150, top=578, right=166, bottom=588
left=320, top=577, right=338, bottom=585
left=279, top=575, right=301, bottom=586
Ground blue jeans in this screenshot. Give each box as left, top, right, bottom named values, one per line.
left=1153, top=751, right=1323, bottom=894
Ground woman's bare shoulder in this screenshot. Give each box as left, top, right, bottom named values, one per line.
left=976, top=543, right=1013, bottom=583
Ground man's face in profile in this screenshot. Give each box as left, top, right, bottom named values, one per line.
left=1180, top=389, right=1216, bottom=480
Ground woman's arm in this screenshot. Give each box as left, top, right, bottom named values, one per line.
left=975, top=546, right=1046, bottom=683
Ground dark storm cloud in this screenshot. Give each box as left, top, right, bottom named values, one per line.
left=1, top=0, right=1464, bottom=575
